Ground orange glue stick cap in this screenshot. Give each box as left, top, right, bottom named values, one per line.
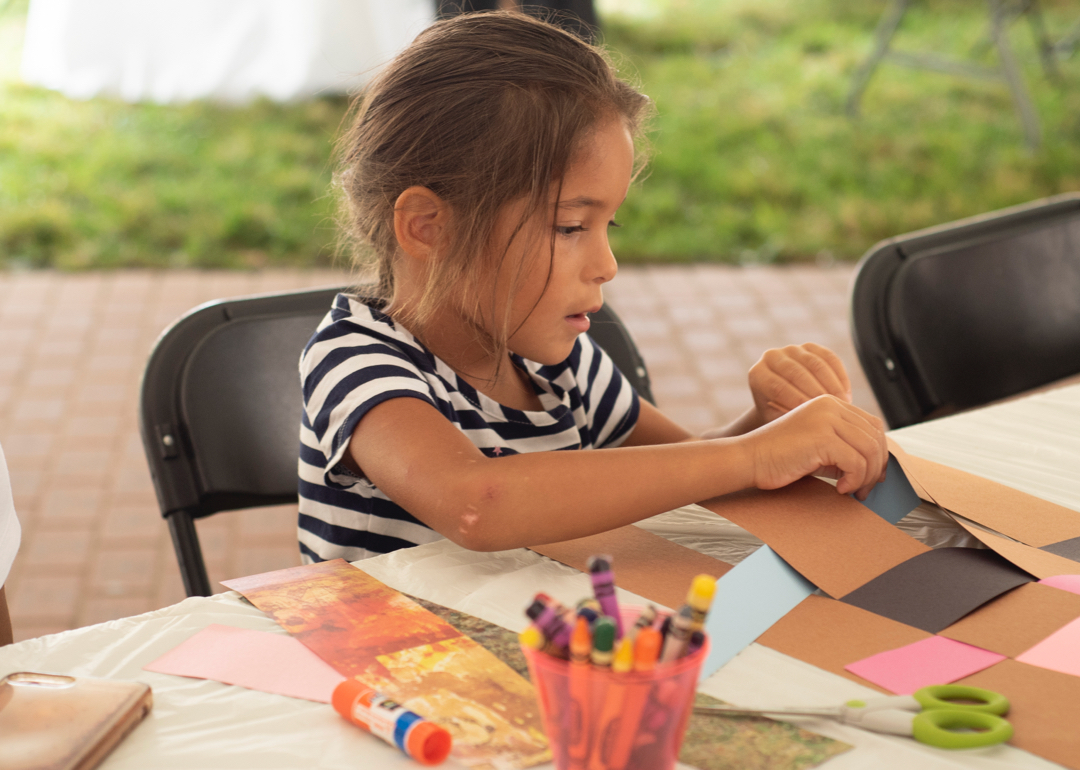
left=333, top=679, right=452, bottom=766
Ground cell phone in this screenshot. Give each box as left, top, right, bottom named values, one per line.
left=0, top=671, right=152, bottom=770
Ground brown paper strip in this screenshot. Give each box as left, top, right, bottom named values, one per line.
left=530, top=524, right=732, bottom=611
left=952, top=517, right=1080, bottom=578
left=891, top=450, right=1080, bottom=548
left=940, top=582, right=1080, bottom=658
left=959, top=660, right=1080, bottom=770
left=698, top=478, right=929, bottom=598
left=756, top=595, right=931, bottom=693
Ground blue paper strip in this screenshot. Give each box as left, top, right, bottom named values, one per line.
left=856, top=453, right=920, bottom=525
left=699, top=545, right=816, bottom=682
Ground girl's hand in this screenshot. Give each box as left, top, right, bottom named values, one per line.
left=748, top=343, right=853, bottom=424
left=744, top=395, right=887, bottom=500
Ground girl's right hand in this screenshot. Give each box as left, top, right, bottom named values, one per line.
left=743, top=395, right=887, bottom=500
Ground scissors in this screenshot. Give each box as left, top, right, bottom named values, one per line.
left=693, top=684, right=1012, bottom=750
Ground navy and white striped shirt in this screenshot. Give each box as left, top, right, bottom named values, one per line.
left=298, top=294, right=641, bottom=563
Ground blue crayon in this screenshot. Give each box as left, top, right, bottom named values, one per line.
left=575, top=605, right=600, bottom=626
left=586, top=555, right=623, bottom=639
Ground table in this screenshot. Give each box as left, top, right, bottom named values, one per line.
left=4, top=385, right=1079, bottom=769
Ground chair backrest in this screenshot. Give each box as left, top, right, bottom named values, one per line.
left=139, top=287, right=653, bottom=596
left=850, top=193, right=1080, bottom=429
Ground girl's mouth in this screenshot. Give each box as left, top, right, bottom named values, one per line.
left=565, top=312, right=590, bottom=333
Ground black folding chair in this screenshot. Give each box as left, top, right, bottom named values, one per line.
left=139, top=287, right=654, bottom=597
left=850, top=192, right=1080, bottom=430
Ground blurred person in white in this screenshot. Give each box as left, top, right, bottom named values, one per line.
left=0, top=442, right=19, bottom=646
left=20, top=0, right=433, bottom=104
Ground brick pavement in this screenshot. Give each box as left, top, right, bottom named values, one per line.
left=0, top=265, right=880, bottom=643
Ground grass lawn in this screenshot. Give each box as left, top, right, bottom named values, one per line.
left=1, top=0, right=1078, bottom=268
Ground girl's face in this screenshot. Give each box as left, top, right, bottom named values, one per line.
left=486, top=117, right=635, bottom=366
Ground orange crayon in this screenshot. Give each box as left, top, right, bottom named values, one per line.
left=568, top=616, right=593, bottom=770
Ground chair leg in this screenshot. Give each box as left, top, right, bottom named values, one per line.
left=847, top=0, right=911, bottom=116
left=167, top=511, right=212, bottom=597
left=990, top=0, right=1043, bottom=149
left=0, top=586, right=12, bottom=646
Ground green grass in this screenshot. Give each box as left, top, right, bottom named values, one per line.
left=1, top=0, right=1079, bottom=268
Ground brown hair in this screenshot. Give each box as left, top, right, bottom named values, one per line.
left=335, top=10, right=652, bottom=358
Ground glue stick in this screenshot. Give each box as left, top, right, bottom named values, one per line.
left=332, top=679, right=452, bottom=766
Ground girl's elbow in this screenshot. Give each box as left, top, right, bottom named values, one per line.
left=441, top=478, right=511, bottom=552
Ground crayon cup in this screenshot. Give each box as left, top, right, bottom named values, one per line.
left=522, top=607, right=707, bottom=770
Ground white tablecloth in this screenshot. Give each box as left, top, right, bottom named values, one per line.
left=21, top=0, right=434, bottom=103
left=4, top=385, right=1078, bottom=769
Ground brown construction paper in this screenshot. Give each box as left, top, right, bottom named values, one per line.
left=839, top=548, right=1033, bottom=633
left=959, top=659, right=1080, bottom=770
left=1042, top=535, right=1080, bottom=562
left=952, top=516, right=1080, bottom=578
left=890, top=450, right=1080, bottom=547
left=940, top=582, right=1080, bottom=658
left=530, top=524, right=732, bottom=611
left=699, top=477, right=929, bottom=598
left=756, top=595, right=931, bottom=693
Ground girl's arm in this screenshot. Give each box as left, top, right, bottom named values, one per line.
left=347, top=392, right=886, bottom=552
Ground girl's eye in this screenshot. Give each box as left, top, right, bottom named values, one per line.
left=555, top=221, right=621, bottom=237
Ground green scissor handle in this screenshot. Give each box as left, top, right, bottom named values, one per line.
left=911, top=685, right=1013, bottom=749
left=914, top=685, right=1010, bottom=716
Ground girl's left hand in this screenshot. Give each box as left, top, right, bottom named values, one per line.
left=748, top=343, right=853, bottom=424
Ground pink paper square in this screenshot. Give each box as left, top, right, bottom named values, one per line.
left=1016, top=616, right=1080, bottom=678
left=844, top=636, right=1006, bottom=694
left=1038, top=575, right=1080, bottom=596
left=144, top=624, right=345, bottom=703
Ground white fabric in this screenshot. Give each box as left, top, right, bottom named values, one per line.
left=0, top=442, right=21, bottom=588
left=2, top=385, right=1077, bottom=769
left=20, top=0, right=434, bottom=103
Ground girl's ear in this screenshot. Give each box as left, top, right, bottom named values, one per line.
left=394, top=186, right=450, bottom=261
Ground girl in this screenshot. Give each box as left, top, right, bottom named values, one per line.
left=298, top=12, right=887, bottom=563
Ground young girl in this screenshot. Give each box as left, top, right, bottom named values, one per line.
left=298, top=12, right=887, bottom=563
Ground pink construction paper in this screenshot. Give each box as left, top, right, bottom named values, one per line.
left=844, top=635, right=1006, bottom=695
left=1038, top=575, right=1080, bottom=596
left=1016, top=616, right=1080, bottom=678
left=144, top=624, right=345, bottom=703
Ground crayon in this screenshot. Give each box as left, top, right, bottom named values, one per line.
left=590, top=616, right=616, bottom=668
left=568, top=616, right=593, bottom=770
left=587, top=555, right=623, bottom=639
left=633, top=626, right=663, bottom=672
left=685, top=574, right=717, bottom=633
left=576, top=605, right=600, bottom=626
left=520, top=624, right=568, bottom=660
left=332, top=680, right=452, bottom=766
left=629, top=604, right=658, bottom=640
left=588, top=638, right=633, bottom=770
left=685, top=630, right=706, bottom=658
left=659, top=604, right=694, bottom=665
left=606, top=629, right=661, bottom=770
left=576, top=598, right=601, bottom=614
left=527, top=593, right=573, bottom=649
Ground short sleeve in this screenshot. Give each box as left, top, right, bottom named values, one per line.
left=576, top=335, right=641, bottom=448
left=0, top=441, right=21, bottom=588
left=300, top=309, right=437, bottom=485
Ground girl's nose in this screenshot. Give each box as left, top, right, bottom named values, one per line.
left=592, top=240, right=618, bottom=284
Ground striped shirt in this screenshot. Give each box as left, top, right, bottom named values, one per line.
left=298, top=293, right=641, bottom=563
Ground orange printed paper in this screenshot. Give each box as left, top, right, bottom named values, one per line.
left=223, top=560, right=549, bottom=769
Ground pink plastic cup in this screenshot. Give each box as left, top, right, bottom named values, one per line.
left=522, top=607, right=707, bottom=770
